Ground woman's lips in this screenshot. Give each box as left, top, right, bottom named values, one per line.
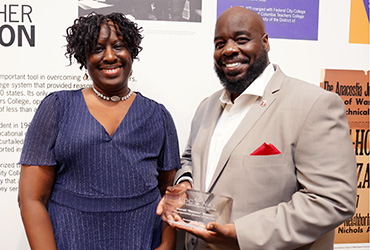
left=101, top=66, right=122, bottom=76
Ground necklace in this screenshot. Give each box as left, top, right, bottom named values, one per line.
left=92, top=85, right=133, bottom=102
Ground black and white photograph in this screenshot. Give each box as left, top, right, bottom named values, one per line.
left=78, top=0, right=202, bottom=22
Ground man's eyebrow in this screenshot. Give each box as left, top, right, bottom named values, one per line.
left=214, top=35, right=223, bottom=42
left=214, top=30, right=252, bottom=42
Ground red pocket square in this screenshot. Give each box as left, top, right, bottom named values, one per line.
left=251, top=143, right=281, bottom=155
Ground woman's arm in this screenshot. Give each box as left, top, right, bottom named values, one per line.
left=156, top=221, right=177, bottom=250
left=18, top=164, right=57, bottom=250
left=157, top=169, right=176, bottom=196
left=156, top=169, right=177, bottom=250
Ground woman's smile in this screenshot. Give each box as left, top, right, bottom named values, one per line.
left=100, top=66, right=123, bottom=76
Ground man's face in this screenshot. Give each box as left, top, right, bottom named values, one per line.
left=213, top=9, right=270, bottom=95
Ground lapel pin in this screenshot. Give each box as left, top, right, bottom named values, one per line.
left=260, top=100, right=267, bottom=107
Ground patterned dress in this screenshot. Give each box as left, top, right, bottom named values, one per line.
left=20, top=90, right=181, bottom=250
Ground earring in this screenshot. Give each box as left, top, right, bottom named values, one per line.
left=129, top=70, right=133, bottom=77
left=83, top=69, right=89, bottom=80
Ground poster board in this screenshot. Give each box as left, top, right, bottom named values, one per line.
left=321, top=69, right=369, bottom=244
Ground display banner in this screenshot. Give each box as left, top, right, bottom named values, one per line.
left=216, top=0, right=320, bottom=40
left=349, top=0, right=370, bottom=44
left=321, top=69, right=370, bottom=244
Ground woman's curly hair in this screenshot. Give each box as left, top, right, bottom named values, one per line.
left=65, top=12, right=143, bottom=69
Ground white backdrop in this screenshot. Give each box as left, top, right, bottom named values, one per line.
left=0, top=0, right=369, bottom=249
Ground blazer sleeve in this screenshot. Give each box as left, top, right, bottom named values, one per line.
left=173, top=95, right=212, bottom=185
left=234, top=91, right=357, bottom=249
left=174, top=117, right=196, bottom=185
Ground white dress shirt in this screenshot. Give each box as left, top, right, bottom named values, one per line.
left=205, top=63, right=275, bottom=190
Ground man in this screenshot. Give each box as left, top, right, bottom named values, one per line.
left=158, top=6, right=357, bottom=250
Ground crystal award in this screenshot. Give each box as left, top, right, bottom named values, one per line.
left=162, top=189, right=233, bottom=229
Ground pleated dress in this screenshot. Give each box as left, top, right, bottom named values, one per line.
left=19, top=90, right=181, bottom=250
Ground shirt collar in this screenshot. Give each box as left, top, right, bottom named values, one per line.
left=220, top=63, right=275, bottom=104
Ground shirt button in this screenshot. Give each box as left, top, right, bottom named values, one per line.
left=190, top=238, right=196, bottom=245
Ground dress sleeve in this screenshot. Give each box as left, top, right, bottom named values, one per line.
left=19, top=92, right=59, bottom=166
left=157, top=105, right=181, bottom=171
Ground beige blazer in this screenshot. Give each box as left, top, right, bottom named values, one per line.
left=175, top=64, right=357, bottom=250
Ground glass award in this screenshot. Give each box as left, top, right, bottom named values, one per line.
left=162, top=189, right=233, bottom=229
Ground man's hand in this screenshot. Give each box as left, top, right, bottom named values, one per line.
left=172, top=222, right=240, bottom=250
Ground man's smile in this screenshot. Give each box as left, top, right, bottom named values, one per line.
left=224, top=62, right=241, bottom=70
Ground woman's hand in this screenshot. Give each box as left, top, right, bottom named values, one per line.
left=156, top=182, right=191, bottom=218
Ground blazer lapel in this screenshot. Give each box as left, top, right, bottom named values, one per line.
left=207, top=64, right=285, bottom=192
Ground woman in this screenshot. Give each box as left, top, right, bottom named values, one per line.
left=18, top=12, right=180, bottom=250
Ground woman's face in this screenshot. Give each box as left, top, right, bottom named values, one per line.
left=86, top=22, right=132, bottom=93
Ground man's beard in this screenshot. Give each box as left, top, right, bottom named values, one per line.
left=215, top=48, right=269, bottom=95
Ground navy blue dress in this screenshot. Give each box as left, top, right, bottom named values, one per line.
left=19, top=90, right=181, bottom=250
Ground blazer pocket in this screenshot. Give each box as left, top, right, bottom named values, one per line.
left=243, top=153, right=286, bottom=166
